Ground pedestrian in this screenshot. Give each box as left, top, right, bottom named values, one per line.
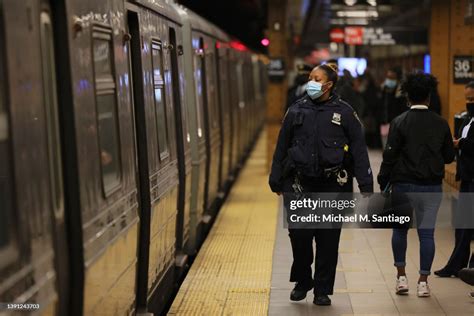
left=378, top=72, right=455, bottom=297
left=286, top=64, right=313, bottom=111
left=269, top=64, right=373, bottom=306
left=379, top=66, right=405, bottom=148
left=356, top=70, right=381, bottom=148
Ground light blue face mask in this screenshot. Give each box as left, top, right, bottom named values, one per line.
left=384, top=79, right=397, bottom=89
left=306, top=80, right=324, bottom=99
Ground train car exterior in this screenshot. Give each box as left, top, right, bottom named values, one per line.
left=62, top=0, right=140, bottom=314
left=0, top=1, right=68, bottom=314
left=0, top=0, right=266, bottom=315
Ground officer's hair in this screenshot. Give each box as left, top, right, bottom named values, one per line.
left=318, top=64, right=339, bottom=90
left=466, top=81, right=474, bottom=89
left=401, top=72, right=438, bottom=104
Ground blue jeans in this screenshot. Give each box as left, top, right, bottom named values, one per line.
left=391, top=183, right=442, bottom=275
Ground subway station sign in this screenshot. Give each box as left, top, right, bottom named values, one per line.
left=267, top=58, right=286, bottom=82
left=453, top=55, right=474, bottom=84
left=331, top=27, right=427, bottom=46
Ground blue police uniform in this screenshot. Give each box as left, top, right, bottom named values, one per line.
left=268, top=93, right=374, bottom=296
left=269, top=93, right=373, bottom=193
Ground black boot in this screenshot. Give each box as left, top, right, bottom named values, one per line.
left=434, top=268, right=458, bottom=278
left=313, top=294, right=331, bottom=306
left=290, top=282, right=313, bottom=301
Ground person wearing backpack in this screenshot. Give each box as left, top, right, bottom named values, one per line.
left=378, top=72, right=455, bottom=297
left=269, top=64, right=373, bottom=306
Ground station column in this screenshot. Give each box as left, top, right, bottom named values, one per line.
left=430, top=0, right=474, bottom=188
left=266, top=0, right=289, bottom=170
left=430, top=0, right=474, bottom=128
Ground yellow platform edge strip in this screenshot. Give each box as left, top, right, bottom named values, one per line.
left=168, top=129, right=279, bottom=315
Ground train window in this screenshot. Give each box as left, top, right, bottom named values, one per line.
left=205, top=53, right=218, bottom=129
left=151, top=41, right=169, bottom=161
left=92, top=27, right=122, bottom=195
left=193, top=53, right=204, bottom=138
left=218, top=55, right=229, bottom=118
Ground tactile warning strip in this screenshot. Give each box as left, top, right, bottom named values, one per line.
left=168, top=130, right=279, bottom=315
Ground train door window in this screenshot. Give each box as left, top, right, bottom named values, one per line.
left=218, top=51, right=229, bottom=119
left=40, top=11, right=64, bottom=216
left=151, top=41, right=169, bottom=161
left=237, top=62, right=245, bottom=108
left=205, top=52, right=218, bottom=129
left=92, top=26, right=122, bottom=195
left=169, top=28, right=188, bottom=146
left=193, top=49, right=204, bottom=139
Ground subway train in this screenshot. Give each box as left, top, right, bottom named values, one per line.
left=0, top=0, right=266, bottom=315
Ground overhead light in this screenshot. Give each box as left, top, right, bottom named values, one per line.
left=367, top=0, right=377, bottom=6
left=336, top=10, right=379, bottom=18
left=344, top=0, right=358, bottom=6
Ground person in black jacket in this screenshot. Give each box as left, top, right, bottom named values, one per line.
left=378, top=72, right=455, bottom=297
left=286, top=64, right=313, bottom=112
left=269, top=64, right=373, bottom=306
left=379, top=66, right=406, bottom=149
left=435, top=81, right=474, bottom=278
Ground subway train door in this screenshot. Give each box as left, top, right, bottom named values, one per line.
left=126, top=9, right=151, bottom=313
left=38, top=3, right=69, bottom=315
left=169, top=27, right=191, bottom=258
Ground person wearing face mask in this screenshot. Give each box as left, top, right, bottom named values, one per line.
left=269, top=64, right=373, bottom=306
left=435, top=81, right=474, bottom=278
left=286, top=63, right=314, bottom=112
left=357, top=70, right=381, bottom=148
left=379, top=66, right=405, bottom=149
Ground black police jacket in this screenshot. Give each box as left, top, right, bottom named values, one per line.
left=269, top=94, right=374, bottom=193
left=456, top=116, right=474, bottom=181
left=378, top=107, right=455, bottom=188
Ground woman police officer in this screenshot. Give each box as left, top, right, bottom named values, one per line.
left=269, top=64, right=373, bottom=306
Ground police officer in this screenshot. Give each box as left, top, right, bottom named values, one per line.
left=269, top=64, right=373, bottom=306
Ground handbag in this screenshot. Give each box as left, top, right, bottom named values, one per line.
left=367, top=183, right=412, bottom=229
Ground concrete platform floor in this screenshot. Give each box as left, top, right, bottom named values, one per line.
left=270, top=148, right=474, bottom=316
left=169, top=131, right=473, bottom=315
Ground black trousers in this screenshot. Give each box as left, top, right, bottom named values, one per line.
left=444, top=181, right=474, bottom=271
left=288, top=227, right=341, bottom=295
left=287, top=177, right=343, bottom=295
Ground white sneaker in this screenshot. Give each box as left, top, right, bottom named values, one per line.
left=417, top=282, right=430, bottom=297
left=396, top=276, right=409, bottom=295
